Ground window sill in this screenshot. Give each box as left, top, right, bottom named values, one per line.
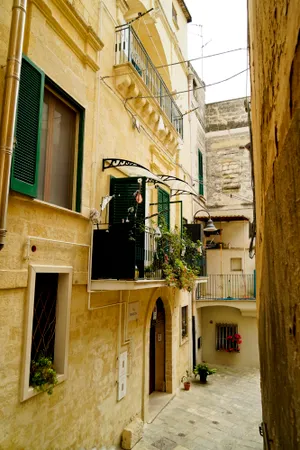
left=21, top=373, right=66, bottom=402
left=10, top=192, right=89, bottom=221
left=180, top=336, right=189, bottom=347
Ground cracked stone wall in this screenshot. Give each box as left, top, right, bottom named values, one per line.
left=249, top=0, right=300, bottom=448
left=205, top=98, right=253, bottom=211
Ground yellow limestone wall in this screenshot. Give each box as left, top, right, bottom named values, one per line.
left=0, top=0, right=194, bottom=448
left=249, top=0, right=300, bottom=447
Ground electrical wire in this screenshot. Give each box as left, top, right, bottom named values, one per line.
left=101, top=48, right=248, bottom=80
left=99, top=76, right=254, bottom=206
left=127, top=68, right=249, bottom=101
left=182, top=69, right=249, bottom=116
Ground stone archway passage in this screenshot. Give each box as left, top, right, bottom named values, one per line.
left=149, top=298, right=165, bottom=394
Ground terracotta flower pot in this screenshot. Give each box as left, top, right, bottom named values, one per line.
left=184, top=381, right=191, bottom=391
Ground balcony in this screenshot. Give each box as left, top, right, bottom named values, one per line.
left=196, top=273, right=256, bottom=300
left=91, top=225, right=207, bottom=291
left=91, top=224, right=164, bottom=290
left=114, top=26, right=183, bottom=152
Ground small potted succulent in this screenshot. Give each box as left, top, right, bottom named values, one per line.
left=193, top=363, right=216, bottom=384
left=181, top=370, right=191, bottom=390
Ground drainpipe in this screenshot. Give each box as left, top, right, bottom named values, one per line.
left=0, top=0, right=27, bottom=250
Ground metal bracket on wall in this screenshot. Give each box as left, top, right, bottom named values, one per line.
left=259, top=422, right=273, bottom=449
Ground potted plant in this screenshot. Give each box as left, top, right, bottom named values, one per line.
left=193, top=363, right=216, bottom=384
left=181, top=370, right=191, bottom=391
left=30, top=355, right=58, bottom=395
left=144, top=265, right=153, bottom=279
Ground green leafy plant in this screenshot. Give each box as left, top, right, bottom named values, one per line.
left=154, top=219, right=202, bottom=292
left=30, top=356, right=58, bottom=395
left=181, top=370, right=192, bottom=383
left=193, top=363, right=216, bottom=383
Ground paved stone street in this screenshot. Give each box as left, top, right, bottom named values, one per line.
left=135, top=366, right=262, bottom=450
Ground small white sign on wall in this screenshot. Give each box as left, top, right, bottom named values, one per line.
left=128, top=302, right=139, bottom=322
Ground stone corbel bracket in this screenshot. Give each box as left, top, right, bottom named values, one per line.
left=114, top=63, right=181, bottom=155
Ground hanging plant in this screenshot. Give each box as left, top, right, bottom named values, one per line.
left=226, top=333, right=243, bottom=352
left=154, top=219, right=202, bottom=292
left=30, top=356, right=58, bottom=395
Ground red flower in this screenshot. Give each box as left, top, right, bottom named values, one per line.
left=234, top=333, right=241, bottom=339
left=226, top=336, right=232, bottom=340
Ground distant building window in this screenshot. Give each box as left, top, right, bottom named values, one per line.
left=172, top=4, right=178, bottom=27
left=198, top=150, right=204, bottom=196
left=216, top=323, right=238, bottom=351
left=231, top=258, right=242, bottom=271
left=181, top=306, right=188, bottom=338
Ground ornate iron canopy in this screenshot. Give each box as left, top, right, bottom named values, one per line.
left=102, top=159, right=200, bottom=197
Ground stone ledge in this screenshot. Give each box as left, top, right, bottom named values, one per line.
left=0, top=270, right=28, bottom=290
left=122, top=417, right=144, bottom=450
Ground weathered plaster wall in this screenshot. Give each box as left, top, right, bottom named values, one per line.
left=248, top=0, right=300, bottom=447
left=205, top=98, right=252, bottom=209
left=206, top=98, right=249, bottom=133
left=201, top=305, right=259, bottom=368
left=206, top=221, right=256, bottom=276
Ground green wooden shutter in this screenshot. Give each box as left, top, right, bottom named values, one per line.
left=198, top=150, right=204, bottom=196
left=11, top=56, right=45, bottom=197
left=109, top=177, right=146, bottom=278
left=158, top=188, right=170, bottom=229
left=109, top=177, right=146, bottom=225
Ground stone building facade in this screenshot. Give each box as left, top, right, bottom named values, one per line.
left=249, top=0, right=300, bottom=447
left=194, top=97, right=259, bottom=369
left=0, top=1, right=207, bottom=448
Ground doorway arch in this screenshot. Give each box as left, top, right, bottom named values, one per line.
left=149, top=298, right=165, bottom=394
left=142, top=288, right=174, bottom=422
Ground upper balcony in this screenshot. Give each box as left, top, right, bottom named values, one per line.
left=114, top=26, right=183, bottom=151
left=196, top=273, right=256, bottom=301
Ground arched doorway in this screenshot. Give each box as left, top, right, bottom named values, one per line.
left=149, top=298, right=165, bottom=394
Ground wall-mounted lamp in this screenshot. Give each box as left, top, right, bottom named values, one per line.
left=193, top=208, right=217, bottom=232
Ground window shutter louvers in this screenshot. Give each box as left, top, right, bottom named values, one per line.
left=158, top=188, right=170, bottom=230
left=198, top=150, right=204, bottom=196
left=109, top=177, right=146, bottom=278
left=11, top=56, right=45, bottom=197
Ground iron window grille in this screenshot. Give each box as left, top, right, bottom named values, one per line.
left=216, top=323, right=238, bottom=351
left=31, top=273, right=59, bottom=362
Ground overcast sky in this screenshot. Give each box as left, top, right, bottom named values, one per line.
left=185, top=0, right=249, bottom=104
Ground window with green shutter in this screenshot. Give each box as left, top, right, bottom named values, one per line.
left=11, top=56, right=84, bottom=212
left=198, top=150, right=204, bottom=196
left=109, top=177, right=146, bottom=278
left=11, top=56, right=44, bottom=197
left=158, top=187, right=170, bottom=230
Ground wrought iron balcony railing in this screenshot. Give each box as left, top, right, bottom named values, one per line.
left=196, top=273, right=256, bottom=300
left=115, top=26, right=183, bottom=137
left=91, top=225, right=163, bottom=281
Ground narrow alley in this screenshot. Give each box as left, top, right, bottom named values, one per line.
left=135, top=366, right=262, bottom=450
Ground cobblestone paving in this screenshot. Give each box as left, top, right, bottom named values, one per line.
left=135, top=365, right=263, bottom=450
